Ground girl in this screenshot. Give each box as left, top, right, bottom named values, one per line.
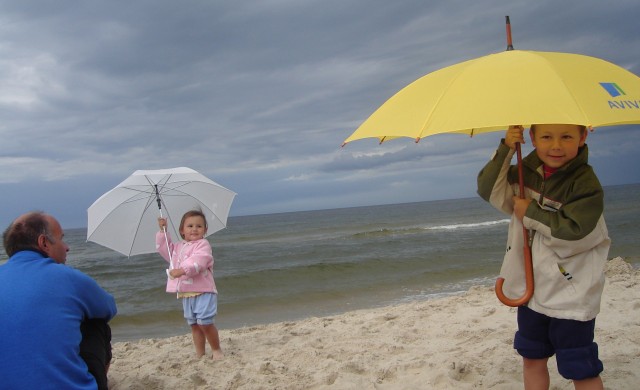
left=157, top=210, right=223, bottom=359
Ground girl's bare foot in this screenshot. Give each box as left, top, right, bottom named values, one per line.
left=212, top=349, right=224, bottom=360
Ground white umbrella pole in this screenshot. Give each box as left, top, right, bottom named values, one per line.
left=158, top=209, right=173, bottom=267
left=155, top=185, right=173, bottom=267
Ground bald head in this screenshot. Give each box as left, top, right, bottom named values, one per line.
left=3, top=212, right=68, bottom=263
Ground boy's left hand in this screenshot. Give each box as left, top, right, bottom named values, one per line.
left=513, top=196, right=532, bottom=222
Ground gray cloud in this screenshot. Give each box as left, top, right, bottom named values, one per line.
left=1, top=0, right=639, bottom=228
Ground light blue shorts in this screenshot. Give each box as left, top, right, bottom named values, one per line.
left=182, top=293, right=218, bottom=326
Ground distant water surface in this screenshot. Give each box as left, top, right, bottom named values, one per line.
left=1, top=183, right=638, bottom=341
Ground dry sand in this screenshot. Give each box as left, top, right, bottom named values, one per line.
left=108, top=257, right=640, bottom=389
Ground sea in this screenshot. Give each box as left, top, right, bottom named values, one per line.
left=1, top=183, right=639, bottom=342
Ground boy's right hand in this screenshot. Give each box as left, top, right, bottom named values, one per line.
left=505, top=125, right=525, bottom=150
left=158, top=217, right=167, bottom=231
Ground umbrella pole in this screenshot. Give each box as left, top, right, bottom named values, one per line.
left=155, top=185, right=173, bottom=267
left=493, top=17, right=535, bottom=307
left=495, top=143, right=535, bottom=307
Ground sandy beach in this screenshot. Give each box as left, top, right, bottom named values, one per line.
left=108, top=257, right=640, bottom=389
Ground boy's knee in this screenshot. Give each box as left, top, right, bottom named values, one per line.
left=555, top=342, right=603, bottom=380
left=514, top=330, right=554, bottom=359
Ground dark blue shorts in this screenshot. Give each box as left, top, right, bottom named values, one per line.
left=514, top=305, right=603, bottom=380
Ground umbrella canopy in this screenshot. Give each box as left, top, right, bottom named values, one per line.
left=87, top=167, right=236, bottom=257
left=343, top=50, right=640, bottom=145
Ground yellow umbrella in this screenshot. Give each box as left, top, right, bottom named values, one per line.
left=342, top=18, right=640, bottom=307
left=343, top=49, right=640, bottom=145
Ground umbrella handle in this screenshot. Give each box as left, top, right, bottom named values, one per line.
left=494, top=142, right=535, bottom=307
left=156, top=191, right=174, bottom=266
left=161, top=225, right=174, bottom=267
left=495, top=235, right=534, bottom=307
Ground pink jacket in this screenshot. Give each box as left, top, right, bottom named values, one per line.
left=156, top=232, right=217, bottom=294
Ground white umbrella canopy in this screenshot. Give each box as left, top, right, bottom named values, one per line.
left=87, top=167, right=236, bottom=257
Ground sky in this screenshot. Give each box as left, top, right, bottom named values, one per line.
left=1, top=0, right=640, bottom=229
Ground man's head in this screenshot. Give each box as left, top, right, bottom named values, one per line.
left=2, top=212, right=69, bottom=264
left=529, top=124, right=588, bottom=169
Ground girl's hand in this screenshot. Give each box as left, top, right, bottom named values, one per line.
left=169, top=268, right=185, bottom=278
left=158, top=217, right=167, bottom=231
left=505, top=125, right=525, bottom=149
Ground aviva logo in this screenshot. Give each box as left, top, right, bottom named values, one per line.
left=600, top=82, right=639, bottom=110
left=599, top=82, right=626, bottom=97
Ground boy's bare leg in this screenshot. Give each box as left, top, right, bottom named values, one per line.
left=573, top=376, right=603, bottom=390
left=200, top=324, right=224, bottom=360
left=523, top=357, right=550, bottom=390
left=191, top=324, right=206, bottom=358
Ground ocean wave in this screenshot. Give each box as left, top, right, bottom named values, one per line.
left=423, top=219, right=510, bottom=231
left=350, top=219, right=510, bottom=238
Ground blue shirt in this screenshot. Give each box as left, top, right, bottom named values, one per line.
left=0, top=251, right=117, bottom=390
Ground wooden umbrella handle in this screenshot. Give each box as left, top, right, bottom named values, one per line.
left=495, top=142, right=535, bottom=307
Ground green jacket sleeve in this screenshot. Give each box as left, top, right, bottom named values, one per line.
left=477, top=141, right=516, bottom=215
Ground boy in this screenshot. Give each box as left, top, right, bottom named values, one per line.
left=477, top=124, right=610, bottom=390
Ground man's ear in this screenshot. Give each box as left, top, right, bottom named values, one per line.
left=37, top=234, right=49, bottom=253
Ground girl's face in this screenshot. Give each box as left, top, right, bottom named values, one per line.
left=180, top=215, right=207, bottom=242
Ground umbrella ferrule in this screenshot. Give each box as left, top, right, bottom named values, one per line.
left=505, top=16, right=514, bottom=51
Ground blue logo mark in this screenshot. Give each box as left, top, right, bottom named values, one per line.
left=600, top=82, right=626, bottom=97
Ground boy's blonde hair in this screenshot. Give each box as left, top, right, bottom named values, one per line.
left=530, top=124, right=587, bottom=135
left=179, top=209, right=208, bottom=239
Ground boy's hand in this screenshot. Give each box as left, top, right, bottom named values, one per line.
left=513, top=196, right=532, bottom=222
left=158, top=217, right=167, bottom=231
left=505, top=125, right=525, bottom=149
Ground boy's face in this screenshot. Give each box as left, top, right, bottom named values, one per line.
left=529, top=124, right=587, bottom=169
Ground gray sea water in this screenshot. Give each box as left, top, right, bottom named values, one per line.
left=2, top=183, right=638, bottom=342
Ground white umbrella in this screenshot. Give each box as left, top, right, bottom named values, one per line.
left=87, top=167, right=236, bottom=257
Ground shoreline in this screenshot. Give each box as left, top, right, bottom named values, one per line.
left=108, top=257, right=640, bottom=389
left=110, top=273, right=499, bottom=343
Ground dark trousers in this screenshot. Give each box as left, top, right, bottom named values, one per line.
left=80, top=319, right=112, bottom=390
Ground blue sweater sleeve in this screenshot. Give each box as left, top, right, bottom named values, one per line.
left=68, top=268, right=117, bottom=321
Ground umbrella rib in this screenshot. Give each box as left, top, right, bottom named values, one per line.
left=120, top=174, right=174, bottom=256
left=537, top=54, right=591, bottom=126
left=126, top=193, right=157, bottom=257
left=144, top=172, right=231, bottom=239
left=160, top=185, right=226, bottom=217
left=87, top=186, right=155, bottom=250
left=156, top=181, right=230, bottom=231
left=416, top=62, right=474, bottom=139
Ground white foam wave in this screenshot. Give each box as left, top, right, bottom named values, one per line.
left=424, top=219, right=510, bottom=231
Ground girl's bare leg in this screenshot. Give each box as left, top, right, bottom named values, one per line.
left=191, top=324, right=206, bottom=358
left=200, top=324, right=224, bottom=360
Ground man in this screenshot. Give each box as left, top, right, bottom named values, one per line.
left=0, top=211, right=117, bottom=390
